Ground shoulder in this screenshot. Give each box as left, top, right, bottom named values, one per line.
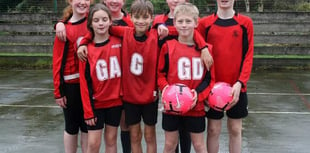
left=199, top=14, right=217, bottom=27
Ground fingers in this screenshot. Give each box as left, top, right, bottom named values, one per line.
left=55, top=97, right=67, bottom=108
left=191, top=89, right=198, bottom=108
left=77, top=46, right=88, bottom=61
left=85, top=118, right=97, bottom=126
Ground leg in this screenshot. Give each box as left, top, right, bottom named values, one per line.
left=64, top=131, right=78, bottom=153
left=207, top=119, right=222, bottom=153
left=227, top=118, right=242, bottom=153
left=80, top=131, right=88, bottom=153
left=104, top=125, right=119, bottom=153
left=144, top=124, right=157, bottom=153
left=87, top=129, right=103, bottom=153
left=120, top=110, right=131, bottom=153
left=163, top=131, right=179, bottom=153
left=129, top=123, right=143, bottom=153
left=190, top=132, right=207, bottom=153
left=178, top=127, right=191, bottom=153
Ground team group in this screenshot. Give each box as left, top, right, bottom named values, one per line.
left=52, top=0, right=254, bottom=153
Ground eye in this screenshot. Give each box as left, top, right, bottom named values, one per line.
left=93, top=18, right=99, bottom=22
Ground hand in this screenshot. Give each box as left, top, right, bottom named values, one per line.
left=228, top=81, right=242, bottom=108
left=158, top=24, right=169, bottom=40
left=85, top=117, right=97, bottom=126
left=55, top=22, right=66, bottom=41
left=191, top=89, right=198, bottom=109
left=55, top=96, right=67, bottom=108
left=77, top=45, right=88, bottom=61
left=201, top=48, right=213, bottom=71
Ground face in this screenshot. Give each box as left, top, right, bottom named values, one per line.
left=131, top=13, right=152, bottom=36
left=166, top=0, right=186, bottom=12
left=103, top=0, right=124, bottom=14
left=216, top=0, right=235, bottom=9
left=70, top=0, right=91, bottom=15
left=174, top=14, right=197, bottom=38
left=91, top=10, right=112, bottom=36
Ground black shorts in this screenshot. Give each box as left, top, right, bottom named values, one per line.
left=123, top=100, right=158, bottom=126
left=87, top=106, right=122, bottom=131
left=63, top=83, right=88, bottom=134
left=206, top=92, right=248, bottom=119
left=162, top=113, right=205, bottom=133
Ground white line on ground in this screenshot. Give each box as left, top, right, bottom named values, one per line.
left=0, top=86, right=309, bottom=96
left=0, top=104, right=310, bottom=115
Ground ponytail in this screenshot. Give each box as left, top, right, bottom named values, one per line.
left=62, top=5, right=73, bottom=22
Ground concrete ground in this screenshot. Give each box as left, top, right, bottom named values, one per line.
left=0, top=70, right=309, bottom=153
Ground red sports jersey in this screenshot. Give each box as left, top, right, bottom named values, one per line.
left=110, top=26, right=160, bottom=104
left=53, top=17, right=88, bottom=98
left=197, top=13, right=254, bottom=92
left=158, top=39, right=215, bottom=117
left=79, top=36, right=123, bottom=120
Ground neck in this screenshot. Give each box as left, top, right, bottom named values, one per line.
left=217, top=9, right=235, bottom=19
left=178, top=35, right=194, bottom=46
left=111, top=11, right=123, bottom=20
left=93, top=33, right=110, bottom=44
left=70, top=13, right=85, bottom=22
left=168, top=9, right=174, bottom=19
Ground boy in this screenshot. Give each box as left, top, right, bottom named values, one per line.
left=197, top=0, right=254, bottom=153
left=158, top=2, right=215, bottom=153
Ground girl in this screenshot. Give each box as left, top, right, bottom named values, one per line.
left=52, top=0, right=92, bottom=153
left=78, top=3, right=123, bottom=153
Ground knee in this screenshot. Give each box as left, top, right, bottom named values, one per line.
left=192, top=142, right=206, bottom=152
left=207, top=126, right=221, bottom=136
left=88, top=140, right=101, bottom=151
left=130, top=132, right=142, bottom=143
left=229, top=125, right=242, bottom=137
left=164, top=140, right=177, bottom=152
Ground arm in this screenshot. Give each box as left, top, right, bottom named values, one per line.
left=76, top=32, right=93, bottom=61
left=55, top=22, right=66, bottom=42
left=109, top=26, right=126, bottom=37
left=52, top=37, right=65, bottom=99
left=79, top=60, right=96, bottom=123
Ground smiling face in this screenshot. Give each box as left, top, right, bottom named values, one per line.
left=216, top=0, right=235, bottom=10
left=70, top=0, right=91, bottom=15
left=131, top=13, right=152, bottom=36
left=174, top=14, right=197, bottom=38
left=103, top=0, right=124, bottom=14
left=91, top=9, right=112, bottom=37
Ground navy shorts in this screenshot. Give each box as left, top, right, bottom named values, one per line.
left=87, top=106, right=122, bottom=130
left=206, top=92, right=248, bottom=119
left=162, top=113, right=206, bottom=133
left=123, top=100, right=158, bottom=126
left=63, top=83, right=88, bottom=134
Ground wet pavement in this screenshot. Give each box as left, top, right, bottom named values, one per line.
left=0, top=70, right=309, bottom=153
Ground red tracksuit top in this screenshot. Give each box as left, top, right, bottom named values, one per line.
left=109, top=26, right=160, bottom=104
left=52, top=17, right=88, bottom=98
left=158, top=39, right=215, bottom=117
left=197, top=13, right=254, bottom=92
left=79, top=36, right=123, bottom=120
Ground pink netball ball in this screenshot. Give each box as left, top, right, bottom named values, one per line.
left=162, top=83, right=194, bottom=115
left=208, top=82, right=233, bottom=112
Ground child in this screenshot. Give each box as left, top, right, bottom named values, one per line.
left=157, top=2, right=215, bottom=153
left=197, top=0, right=254, bottom=153
left=52, top=0, right=92, bottom=153
left=78, top=3, right=123, bottom=153
left=55, top=0, right=133, bottom=152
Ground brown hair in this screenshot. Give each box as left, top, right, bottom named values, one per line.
left=130, top=0, right=154, bottom=17
left=87, top=3, right=112, bottom=38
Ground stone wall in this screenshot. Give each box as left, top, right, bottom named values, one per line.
left=0, top=12, right=309, bottom=69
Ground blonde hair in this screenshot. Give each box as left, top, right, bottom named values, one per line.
left=173, top=2, right=199, bottom=23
